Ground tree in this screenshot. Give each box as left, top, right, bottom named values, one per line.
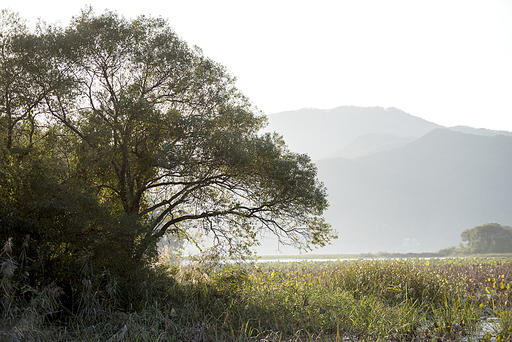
left=0, top=9, right=34, bottom=152
left=460, top=223, right=512, bottom=254
left=2, top=8, right=334, bottom=263
left=0, top=10, right=70, bottom=156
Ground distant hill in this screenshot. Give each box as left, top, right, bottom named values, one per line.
left=315, top=129, right=512, bottom=254
left=259, top=106, right=512, bottom=255
left=326, top=133, right=416, bottom=159
left=449, top=126, right=512, bottom=137
left=265, top=106, right=512, bottom=160
left=265, top=106, right=442, bottom=160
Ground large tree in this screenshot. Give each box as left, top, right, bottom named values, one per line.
left=18, top=8, right=334, bottom=259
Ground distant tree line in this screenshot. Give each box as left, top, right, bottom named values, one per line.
left=438, top=223, right=512, bottom=256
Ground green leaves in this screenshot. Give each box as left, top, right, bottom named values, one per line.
left=1, top=7, right=334, bottom=265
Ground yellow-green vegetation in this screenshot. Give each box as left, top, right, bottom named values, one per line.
left=2, top=256, right=512, bottom=341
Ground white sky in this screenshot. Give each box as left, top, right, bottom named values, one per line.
left=6, top=0, right=512, bottom=131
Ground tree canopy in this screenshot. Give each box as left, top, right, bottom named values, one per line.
left=460, top=223, right=512, bottom=254
left=0, top=7, right=334, bottom=280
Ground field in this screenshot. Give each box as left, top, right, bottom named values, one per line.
left=2, top=257, right=512, bottom=341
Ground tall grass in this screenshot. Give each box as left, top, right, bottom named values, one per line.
left=1, top=252, right=511, bottom=341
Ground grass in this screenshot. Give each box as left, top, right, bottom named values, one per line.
left=1, top=256, right=512, bottom=341
left=256, top=252, right=512, bottom=260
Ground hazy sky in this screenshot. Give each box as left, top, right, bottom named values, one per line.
left=6, top=0, right=512, bottom=131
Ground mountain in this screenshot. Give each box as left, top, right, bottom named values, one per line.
left=259, top=106, right=512, bottom=254
left=265, top=106, right=442, bottom=160
left=449, top=126, right=512, bottom=137
left=265, top=106, right=512, bottom=161
left=315, top=129, right=512, bottom=254
left=326, top=133, right=416, bottom=159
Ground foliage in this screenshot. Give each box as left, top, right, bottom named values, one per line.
left=0, top=145, right=157, bottom=314
left=461, top=223, right=512, bottom=254
left=49, top=8, right=332, bottom=258
left=4, top=257, right=511, bottom=341
left=0, top=6, right=334, bottom=257
left=0, top=6, right=334, bottom=316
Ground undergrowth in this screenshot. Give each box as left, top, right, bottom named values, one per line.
left=1, top=250, right=512, bottom=341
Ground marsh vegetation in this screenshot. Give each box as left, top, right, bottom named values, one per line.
left=2, top=254, right=512, bottom=341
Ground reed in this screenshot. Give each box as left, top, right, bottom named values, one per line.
left=1, top=250, right=511, bottom=341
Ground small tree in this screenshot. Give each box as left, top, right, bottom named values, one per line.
left=460, top=223, right=512, bottom=254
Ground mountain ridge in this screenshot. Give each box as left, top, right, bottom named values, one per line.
left=260, top=106, right=512, bottom=254
left=266, top=106, right=512, bottom=161
left=315, top=128, right=512, bottom=254
left=265, top=106, right=443, bottom=160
